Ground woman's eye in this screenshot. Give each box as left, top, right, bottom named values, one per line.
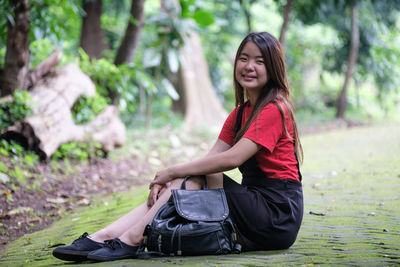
left=257, top=60, right=264, bottom=64
left=239, top=57, right=247, bottom=61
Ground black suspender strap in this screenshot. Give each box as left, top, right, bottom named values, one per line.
left=295, top=151, right=302, bottom=182
left=233, top=103, right=302, bottom=182
left=234, top=105, right=245, bottom=134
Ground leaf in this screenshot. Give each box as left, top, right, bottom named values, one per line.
left=161, top=78, right=179, bottom=100
left=46, top=197, right=68, bottom=204
left=0, top=172, right=9, bottom=183
left=14, top=167, right=25, bottom=182
left=167, top=49, right=179, bottom=73
left=143, top=48, right=162, bottom=68
left=0, top=162, right=8, bottom=173
left=2, top=207, right=33, bottom=218
left=193, top=10, right=214, bottom=27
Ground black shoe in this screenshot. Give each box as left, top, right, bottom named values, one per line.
left=87, top=238, right=140, bottom=262
left=52, top=232, right=105, bottom=261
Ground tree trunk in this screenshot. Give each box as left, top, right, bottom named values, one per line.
left=114, top=0, right=145, bottom=65
left=80, top=0, right=104, bottom=59
left=279, top=0, right=293, bottom=49
left=0, top=0, right=30, bottom=97
left=179, top=31, right=227, bottom=129
left=169, top=70, right=186, bottom=114
left=160, top=0, right=226, bottom=127
left=1, top=64, right=126, bottom=159
left=336, top=3, right=359, bottom=119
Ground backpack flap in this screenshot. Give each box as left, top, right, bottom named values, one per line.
left=172, top=188, right=229, bottom=222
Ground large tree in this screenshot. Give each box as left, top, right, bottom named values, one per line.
left=114, top=0, right=145, bottom=65
left=1, top=0, right=30, bottom=97
left=238, top=0, right=256, bottom=34
left=336, top=1, right=359, bottom=118
left=160, top=0, right=227, bottom=128
left=278, top=0, right=293, bottom=49
left=80, top=0, right=104, bottom=59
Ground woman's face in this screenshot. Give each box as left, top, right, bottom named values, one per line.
left=235, top=41, right=268, bottom=95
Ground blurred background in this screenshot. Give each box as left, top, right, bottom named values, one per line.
left=1, top=0, right=399, bottom=131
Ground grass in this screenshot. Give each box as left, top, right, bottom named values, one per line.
left=1, top=123, right=399, bottom=266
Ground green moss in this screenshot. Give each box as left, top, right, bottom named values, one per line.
left=2, top=124, right=400, bottom=266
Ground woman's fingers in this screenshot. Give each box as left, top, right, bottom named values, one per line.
left=150, top=168, right=174, bottom=188
left=147, top=185, right=161, bottom=207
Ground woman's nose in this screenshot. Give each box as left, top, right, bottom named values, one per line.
left=244, top=61, right=255, bottom=71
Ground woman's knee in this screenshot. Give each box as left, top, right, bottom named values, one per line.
left=169, top=176, right=204, bottom=190
left=206, top=173, right=223, bottom=189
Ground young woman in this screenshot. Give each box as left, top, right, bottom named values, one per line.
left=53, top=31, right=304, bottom=262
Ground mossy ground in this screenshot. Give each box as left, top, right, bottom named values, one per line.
left=1, top=124, right=399, bottom=266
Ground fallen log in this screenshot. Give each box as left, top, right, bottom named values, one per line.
left=26, top=49, right=62, bottom=89
left=1, top=63, right=126, bottom=160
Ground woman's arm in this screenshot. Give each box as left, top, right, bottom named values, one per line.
left=147, top=138, right=233, bottom=206
left=204, top=139, right=232, bottom=184
left=150, top=137, right=261, bottom=187
left=207, top=138, right=232, bottom=156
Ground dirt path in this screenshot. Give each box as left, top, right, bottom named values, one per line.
left=1, top=124, right=399, bottom=266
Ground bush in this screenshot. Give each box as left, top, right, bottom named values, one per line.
left=0, top=90, right=32, bottom=132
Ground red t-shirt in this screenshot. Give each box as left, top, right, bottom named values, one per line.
left=218, top=102, right=300, bottom=181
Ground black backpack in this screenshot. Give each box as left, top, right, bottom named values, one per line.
left=142, top=176, right=241, bottom=256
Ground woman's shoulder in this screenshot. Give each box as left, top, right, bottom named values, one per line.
left=259, top=101, right=281, bottom=116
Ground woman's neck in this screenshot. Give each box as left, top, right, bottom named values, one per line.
left=246, top=95, right=258, bottom=107
left=245, top=89, right=260, bottom=107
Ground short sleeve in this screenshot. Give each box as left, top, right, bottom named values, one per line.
left=218, top=107, right=239, bottom=146
left=243, top=104, right=283, bottom=153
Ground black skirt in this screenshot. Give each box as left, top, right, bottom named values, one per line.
left=223, top=174, right=303, bottom=251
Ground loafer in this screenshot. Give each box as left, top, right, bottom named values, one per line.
left=52, top=232, right=105, bottom=261
left=87, top=238, right=140, bottom=262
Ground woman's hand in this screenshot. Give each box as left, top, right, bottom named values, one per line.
left=149, top=168, right=175, bottom=189
left=147, top=182, right=171, bottom=207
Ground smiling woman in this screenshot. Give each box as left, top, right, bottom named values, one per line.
left=52, top=32, right=304, bottom=262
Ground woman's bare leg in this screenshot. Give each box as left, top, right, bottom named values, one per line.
left=206, top=173, right=223, bottom=189
left=89, top=174, right=223, bottom=245
left=88, top=177, right=188, bottom=243
left=89, top=203, right=150, bottom=242
left=118, top=176, right=208, bottom=246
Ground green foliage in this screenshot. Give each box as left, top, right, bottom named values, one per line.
left=29, top=0, right=81, bottom=46
left=71, top=93, right=109, bottom=125
left=0, top=0, right=81, bottom=56
left=0, top=161, right=8, bottom=173
left=51, top=141, right=105, bottom=163
left=181, top=0, right=215, bottom=27
left=291, top=0, right=400, bottom=95
left=77, top=48, right=158, bottom=117
left=0, top=140, right=39, bottom=164
left=29, top=38, right=58, bottom=68
left=0, top=140, right=39, bottom=186
left=0, top=0, right=12, bottom=46
left=0, top=90, right=32, bottom=132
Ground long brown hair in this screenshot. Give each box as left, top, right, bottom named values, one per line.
left=233, top=32, right=303, bottom=162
